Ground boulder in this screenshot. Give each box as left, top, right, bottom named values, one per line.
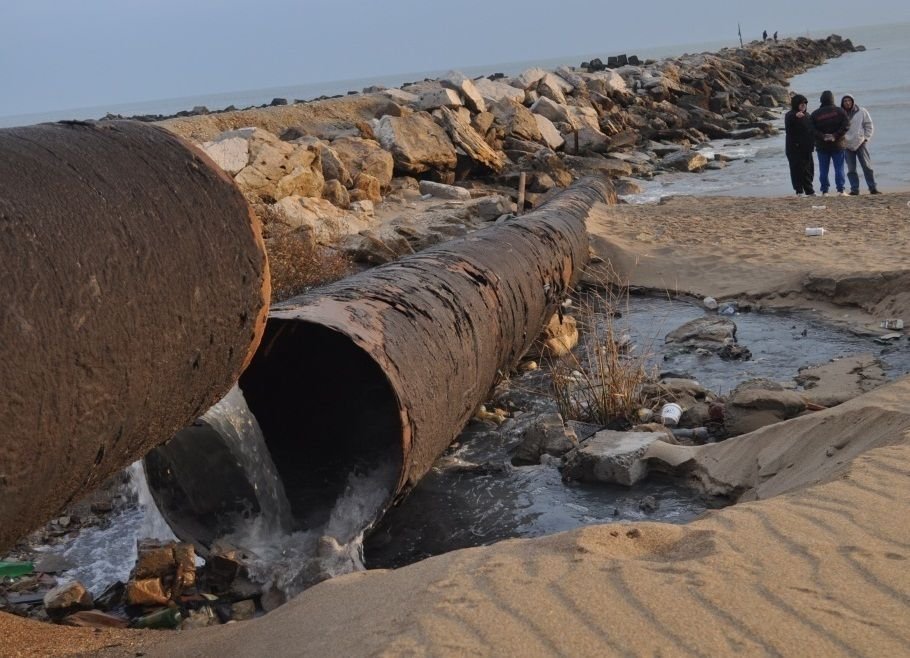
left=44, top=581, right=93, bottom=619
left=584, top=70, right=629, bottom=95
left=665, top=317, right=736, bottom=347
left=375, top=113, right=458, bottom=175
left=233, top=129, right=324, bottom=202
left=467, top=194, right=514, bottom=221
left=613, top=179, right=643, bottom=195
left=341, top=229, right=413, bottom=265
left=418, top=180, right=472, bottom=201
left=539, top=314, right=578, bottom=357
left=353, top=173, right=383, bottom=203
left=381, top=88, right=420, bottom=105
left=724, top=380, right=808, bottom=437
left=512, top=67, right=548, bottom=90
left=562, top=126, right=610, bottom=154
left=474, top=77, right=526, bottom=105
left=490, top=99, right=542, bottom=143
left=555, top=65, right=587, bottom=89
left=330, top=136, right=394, bottom=190
left=418, top=88, right=463, bottom=111
left=437, top=107, right=507, bottom=172
left=322, top=179, right=350, bottom=208
left=314, top=143, right=353, bottom=187
left=562, top=430, right=659, bottom=486
left=661, top=150, right=709, bottom=172
left=134, top=540, right=176, bottom=579
left=563, top=155, right=634, bottom=178
left=537, top=74, right=568, bottom=105
left=534, top=114, right=565, bottom=151
left=126, top=578, right=170, bottom=607
left=512, top=412, right=578, bottom=465
left=271, top=196, right=371, bottom=243
left=201, top=132, right=251, bottom=175
left=441, top=71, right=487, bottom=113
left=530, top=96, right=572, bottom=125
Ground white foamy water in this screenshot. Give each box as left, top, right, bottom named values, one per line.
left=202, top=385, right=294, bottom=536
left=58, top=462, right=175, bottom=595
left=225, top=460, right=396, bottom=599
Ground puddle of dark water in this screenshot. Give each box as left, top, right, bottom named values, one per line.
left=365, top=294, right=910, bottom=569
left=620, top=295, right=910, bottom=394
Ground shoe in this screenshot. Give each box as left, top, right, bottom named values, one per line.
left=805, top=192, right=816, bottom=197
left=849, top=190, right=859, bottom=196
left=821, top=192, right=828, bottom=197
left=839, top=191, right=850, bottom=196
left=870, top=189, right=881, bottom=195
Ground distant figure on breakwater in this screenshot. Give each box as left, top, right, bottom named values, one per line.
left=774, top=31, right=778, bottom=42
left=763, top=30, right=768, bottom=41
left=785, top=94, right=816, bottom=196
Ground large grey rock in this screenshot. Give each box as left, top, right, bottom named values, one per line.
left=381, top=88, right=420, bottom=105
left=418, top=180, right=471, bottom=201
left=512, top=67, right=548, bottom=90
left=467, top=194, right=514, bottom=221
left=201, top=132, right=251, bottom=175
left=418, top=88, right=463, bottom=111
left=229, top=128, right=325, bottom=202
left=537, top=73, right=569, bottom=105
left=530, top=96, right=572, bottom=124
left=44, top=581, right=93, bottom=619
left=490, top=99, right=542, bottom=143
left=534, top=114, right=565, bottom=151
left=665, top=317, right=737, bottom=346
left=561, top=125, right=610, bottom=154
left=271, top=196, right=372, bottom=243
left=474, top=78, right=526, bottom=105
left=512, top=412, right=577, bottom=465
left=437, top=106, right=507, bottom=172
left=661, top=150, right=709, bottom=172
left=562, top=431, right=659, bottom=486
left=724, top=380, right=808, bottom=437
left=375, top=112, right=457, bottom=175
left=441, top=71, right=487, bottom=113
left=330, top=136, right=394, bottom=190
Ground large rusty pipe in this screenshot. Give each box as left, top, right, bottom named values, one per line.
left=0, top=121, right=269, bottom=551
left=146, top=177, right=612, bottom=542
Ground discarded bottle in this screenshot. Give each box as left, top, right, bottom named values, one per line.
left=805, top=227, right=826, bottom=236
left=0, top=561, right=34, bottom=579
left=880, top=319, right=904, bottom=330
left=132, top=607, right=183, bottom=630
left=810, top=205, right=827, bottom=210
left=660, top=403, right=683, bottom=427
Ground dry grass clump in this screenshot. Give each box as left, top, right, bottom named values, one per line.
left=254, top=204, right=353, bottom=303
left=548, top=283, right=659, bottom=427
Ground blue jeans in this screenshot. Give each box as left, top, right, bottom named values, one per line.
left=817, top=149, right=846, bottom=193
left=845, top=143, right=877, bottom=192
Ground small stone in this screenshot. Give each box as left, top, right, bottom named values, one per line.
left=44, top=581, right=93, bottom=619
left=639, top=496, right=659, bottom=513
left=230, top=599, right=257, bottom=622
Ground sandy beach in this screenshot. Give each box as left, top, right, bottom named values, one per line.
left=4, top=191, right=910, bottom=657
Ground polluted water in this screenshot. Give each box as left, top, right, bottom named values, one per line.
left=199, top=385, right=397, bottom=599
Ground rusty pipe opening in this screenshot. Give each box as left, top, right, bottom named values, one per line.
left=239, top=322, right=403, bottom=527
left=146, top=177, right=613, bottom=550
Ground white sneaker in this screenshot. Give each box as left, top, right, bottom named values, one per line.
left=821, top=192, right=828, bottom=197
left=839, top=191, right=850, bottom=196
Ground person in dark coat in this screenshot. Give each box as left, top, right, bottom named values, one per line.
left=810, top=90, right=850, bottom=195
left=785, top=94, right=815, bottom=195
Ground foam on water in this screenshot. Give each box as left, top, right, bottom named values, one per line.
left=225, top=460, right=396, bottom=598
left=58, top=462, right=175, bottom=595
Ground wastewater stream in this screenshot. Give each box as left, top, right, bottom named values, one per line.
left=30, top=295, right=910, bottom=600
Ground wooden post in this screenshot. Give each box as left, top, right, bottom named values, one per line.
left=517, top=172, right=526, bottom=215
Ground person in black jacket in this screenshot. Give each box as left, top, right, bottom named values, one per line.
left=810, top=90, right=850, bottom=195
left=785, top=94, right=815, bottom=195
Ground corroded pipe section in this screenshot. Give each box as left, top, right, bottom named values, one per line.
left=149, top=177, right=612, bottom=540
left=0, top=121, right=269, bottom=551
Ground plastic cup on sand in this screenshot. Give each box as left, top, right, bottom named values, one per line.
left=805, top=227, right=826, bottom=236
left=660, top=403, right=683, bottom=427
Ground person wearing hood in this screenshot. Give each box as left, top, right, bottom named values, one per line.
left=841, top=94, right=879, bottom=194
left=785, top=94, right=815, bottom=195
left=810, top=90, right=850, bottom=195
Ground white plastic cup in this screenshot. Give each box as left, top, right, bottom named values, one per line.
left=805, top=227, right=826, bottom=236
left=660, top=403, right=683, bottom=427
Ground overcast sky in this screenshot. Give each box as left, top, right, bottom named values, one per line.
left=2, top=1, right=907, bottom=118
